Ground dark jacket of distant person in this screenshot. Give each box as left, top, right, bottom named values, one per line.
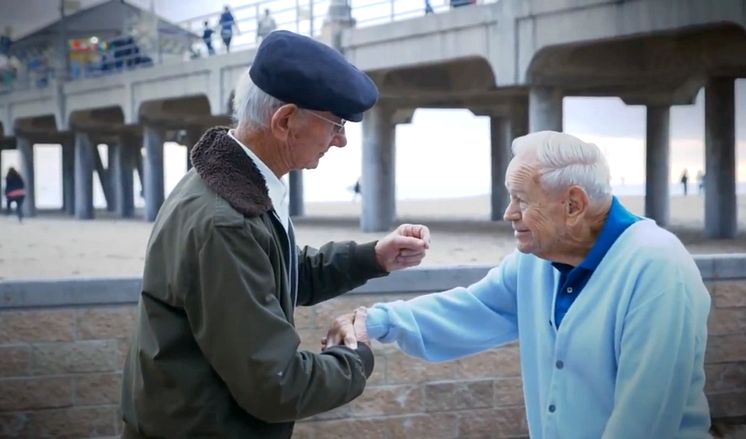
left=120, top=127, right=383, bottom=438
left=4, top=167, right=24, bottom=198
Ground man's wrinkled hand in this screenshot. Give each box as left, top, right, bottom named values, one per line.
left=374, top=223, right=431, bottom=272
left=321, top=307, right=369, bottom=351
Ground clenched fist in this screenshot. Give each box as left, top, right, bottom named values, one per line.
left=374, top=223, right=431, bottom=272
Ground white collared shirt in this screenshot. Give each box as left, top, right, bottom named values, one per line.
left=228, top=129, right=289, bottom=231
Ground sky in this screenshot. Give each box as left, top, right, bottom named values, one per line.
left=0, top=0, right=744, bottom=206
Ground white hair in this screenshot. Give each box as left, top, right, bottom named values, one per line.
left=232, top=71, right=286, bottom=127
left=511, top=131, right=612, bottom=203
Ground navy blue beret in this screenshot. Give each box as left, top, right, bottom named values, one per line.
left=249, top=30, right=378, bottom=122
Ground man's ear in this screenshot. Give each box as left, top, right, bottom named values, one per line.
left=270, top=104, right=299, bottom=141
left=566, top=186, right=589, bottom=222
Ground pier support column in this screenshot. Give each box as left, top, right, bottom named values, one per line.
left=705, top=77, right=737, bottom=238
left=490, top=116, right=511, bottom=220
left=185, top=127, right=203, bottom=171
left=112, top=134, right=137, bottom=218
left=143, top=125, right=165, bottom=221
left=487, top=100, right=528, bottom=221
left=134, top=149, right=144, bottom=197
left=93, top=141, right=115, bottom=212
left=74, top=131, right=94, bottom=219
left=62, top=138, right=75, bottom=215
left=644, top=105, right=671, bottom=227
left=361, top=104, right=396, bottom=232
left=17, top=136, right=35, bottom=218
left=529, top=86, right=563, bottom=132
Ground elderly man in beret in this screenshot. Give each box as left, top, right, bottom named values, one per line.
left=327, top=131, right=711, bottom=438
left=120, top=31, right=430, bottom=437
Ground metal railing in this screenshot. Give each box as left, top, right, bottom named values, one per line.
left=181, top=0, right=492, bottom=54
left=0, top=0, right=494, bottom=94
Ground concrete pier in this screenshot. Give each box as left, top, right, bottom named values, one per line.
left=0, top=0, right=742, bottom=239
left=185, top=127, right=203, bottom=171
left=705, top=77, right=737, bottom=239
left=529, top=87, right=563, bottom=132
left=112, top=134, right=137, bottom=218
left=361, top=105, right=396, bottom=232
left=490, top=116, right=511, bottom=220
left=93, top=143, right=115, bottom=212
left=74, top=132, right=94, bottom=219
left=143, top=126, right=165, bottom=222
left=62, top=139, right=75, bottom=215
left=16, top=136, right=35, bottom=218
left=644, top=105, right=670, bottom=227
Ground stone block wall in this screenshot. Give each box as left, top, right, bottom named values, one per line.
left=0, top=268, right=744, bottom=438
left=704, top=281, right=746, bottom=422
left=294, top=293, right=529, bottom=438
left=0, top=307, right=135, bottom=438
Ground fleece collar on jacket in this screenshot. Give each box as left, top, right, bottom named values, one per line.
left=190, top=126, right=273, bottom=218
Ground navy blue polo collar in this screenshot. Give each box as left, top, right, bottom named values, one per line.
left=576, top=196, right=640, bottom=271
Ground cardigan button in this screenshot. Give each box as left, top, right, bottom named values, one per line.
left=548, top=404, right=556, bottom=413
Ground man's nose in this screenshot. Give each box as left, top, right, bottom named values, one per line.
left=503, top=202, right=519, bottom=222
left=332, top=132, right=347, bottom=148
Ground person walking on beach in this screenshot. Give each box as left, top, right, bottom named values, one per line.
left=327, top=131, right=712, bottom=439
left=680, top=168, right=689, bottom=196
left=120, top=31, right=431, bottom=438
left=351, top=178, right=361, bottom=201
left=4, top=167, right=25, bottom=222
left=697, top=170, right=705, bottom=195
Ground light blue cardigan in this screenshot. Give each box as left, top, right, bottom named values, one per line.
left=366, top=219, right=711, bottom=438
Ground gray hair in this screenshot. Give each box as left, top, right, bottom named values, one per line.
left=511, top=131, right=612, bottom=203
left=232, top=71, right=286, bottom=127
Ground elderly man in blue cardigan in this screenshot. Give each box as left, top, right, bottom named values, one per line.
left=326, top=130, right=711, bottom=438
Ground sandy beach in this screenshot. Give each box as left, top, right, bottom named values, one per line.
left=0, top=194, right=744, bottom=281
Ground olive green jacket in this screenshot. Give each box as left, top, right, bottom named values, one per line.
left=121, top=127, right=386, bottom=438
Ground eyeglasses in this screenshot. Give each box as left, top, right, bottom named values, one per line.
left=305, top=110, right=346, bottom=134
